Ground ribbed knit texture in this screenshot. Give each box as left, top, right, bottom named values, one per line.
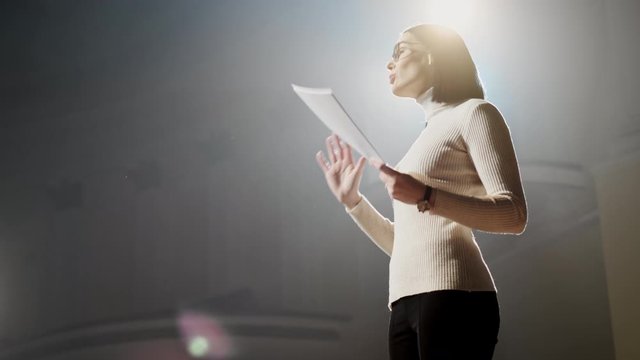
left=345, top=87, right=528, bottom=311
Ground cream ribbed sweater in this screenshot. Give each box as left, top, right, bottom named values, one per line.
left=345, top=88, right=528, bottom=311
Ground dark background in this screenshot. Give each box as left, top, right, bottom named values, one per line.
left=1, top=0, right=638, bottom=359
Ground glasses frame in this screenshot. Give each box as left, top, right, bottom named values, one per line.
left=391, top=41, right=429, bottom=62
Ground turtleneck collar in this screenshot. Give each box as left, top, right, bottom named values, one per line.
left=415, top=86, right=449, bottom=123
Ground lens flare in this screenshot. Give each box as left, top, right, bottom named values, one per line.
left=177, top=311, right=234, bottom=359
left=188, top=336, right=209, bottom=358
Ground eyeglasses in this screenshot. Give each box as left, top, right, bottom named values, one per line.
left=391, top=41, right=428, bottom=62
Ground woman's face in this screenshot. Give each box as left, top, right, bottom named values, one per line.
left=387, top=32, right=431, bottom=99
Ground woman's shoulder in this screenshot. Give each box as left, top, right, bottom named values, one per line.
left=443, top=97, right=492, bottom=121
left=446, top=98, right=507, bottom=139
left=453, top=98, right=503, bottom=121
left=457, top=97, right=497, bottom=111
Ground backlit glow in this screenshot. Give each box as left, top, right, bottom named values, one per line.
left=425, top=0, right=476, bottom=31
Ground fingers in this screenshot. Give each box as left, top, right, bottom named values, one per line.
left=328, top=134, right=358, bottom=173
left=325, top=136, right=338, bottom=164
left=315, top=151, right=330, bottom=173
left=330, top=133, right=353, bottom=168
left=378, top=164, right=398, bottom=176
left=342, top=141, right=354, bottom=167
left=321, top=134, right=361, bottom=175
left=349, top=156, right=365, bottom=176
left=378, top=164, right=398, bottom=184
left=355, top=156, right=366, bottom=171
left=369, top=157, right=384, bottom=169
left=379, top=171, right=393, bottom=183
left=336, top=140, right=352, bottom=172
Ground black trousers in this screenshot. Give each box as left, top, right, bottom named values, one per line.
left=388, top=290, right=500, bottom=360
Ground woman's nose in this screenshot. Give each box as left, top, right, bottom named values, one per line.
left=386, top=60, right=394, bottom=71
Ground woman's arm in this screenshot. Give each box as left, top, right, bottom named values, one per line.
left=344, top=194, right=394, bottom=256
left=429, top=102, right=528, bottom=235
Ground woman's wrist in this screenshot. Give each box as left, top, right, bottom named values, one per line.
left=344, top=193, right=363, bottom=210
left=428, top=187, right=437, bottom=207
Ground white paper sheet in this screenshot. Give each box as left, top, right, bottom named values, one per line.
left=292, top=84, right=384, bottom=163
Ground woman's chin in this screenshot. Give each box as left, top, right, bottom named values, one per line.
left=391, top=86, right=413, bottom=98
left=390, top=84, right=403, bottom=96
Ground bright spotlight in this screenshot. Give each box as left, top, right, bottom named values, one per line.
left=426, top=0, right=476, bottom=31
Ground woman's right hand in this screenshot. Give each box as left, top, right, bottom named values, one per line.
left=315, top=133, right=367, bottom=209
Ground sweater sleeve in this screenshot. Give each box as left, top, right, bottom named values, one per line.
left=344, top=195, right=394, bottom=256
left=429, top=102, right=528, bottom=235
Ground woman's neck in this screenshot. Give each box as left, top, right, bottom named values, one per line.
left=415, top=86, right=449, bottom=121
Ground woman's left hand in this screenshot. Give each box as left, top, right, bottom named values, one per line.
left=370, top=159, right=426, bottom=205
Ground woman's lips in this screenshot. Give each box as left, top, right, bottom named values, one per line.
left=389, top=74, right=396, bottom=84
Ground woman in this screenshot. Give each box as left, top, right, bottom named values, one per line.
left=315, top=24, right=528, bottom=359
